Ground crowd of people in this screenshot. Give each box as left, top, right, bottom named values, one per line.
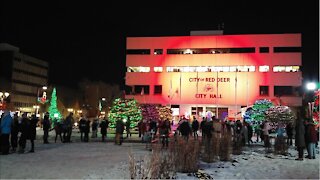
left=1, top=109, right=319, bottom=161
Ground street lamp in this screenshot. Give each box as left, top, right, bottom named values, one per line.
left=305, top=82, right=319, bottom=119
left=0, top=92, right=10, bottom=109
left=306, top=82, right=316, bottom=91
left=0, top=92, right=10, bottom=101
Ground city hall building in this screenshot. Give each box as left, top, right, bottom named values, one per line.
left=125, top=33, right=302, bottom=120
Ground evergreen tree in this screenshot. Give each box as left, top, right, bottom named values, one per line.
left=141, top=104, right=159, bottom=123
left=158, top=106, right=173, bottom=121
left=265, top=106, right=295, bottom=123
left=48, top=87, right=62, bottom=123
left=250, top=99, right=274, bottom=122
left=108, top=98, right=142, bottom=128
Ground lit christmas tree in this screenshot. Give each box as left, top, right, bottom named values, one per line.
left=141, top=104, right=159, bottom=122
left=265, top=106, right=295, bottom=123
left=157, top=106, right=173, bottom=121
left=108, top=98, right=142, bottom=128
left=250, top=99, right=274, bottom=122
left=48, top=87, right=62, bottom=123
left=313, top=90, right=319, bottom=126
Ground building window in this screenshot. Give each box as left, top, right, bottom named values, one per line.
left=259, top=86, right=269, bottom=96
left=154, top=49, right=163, bottom=55
left=126, top=49, right=150, bottom=55
left=259, top=47, right=269, bottom=53
left=166, top=67, right=181, bottom=72
left=134, top=85, right=149, bottom=95
left=154, top=67, right=163, bottom=72
left=273, top=66, right=300, bottom=72
left=127, top=67, right=150, bottom=72
left=154, top=85, right=162, bottom=94
left=274, top=47, right=301, bottom=53
left=274, top=86, right=294, bottom=96
left=167, top=47, right=255, bottom=54
left=237, top=66, right=256, bottom=72
left=259, top=66, right=269, bottom=72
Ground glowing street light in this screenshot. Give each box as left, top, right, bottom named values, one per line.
left=306, top=82, right=316, bottom=91
left=42, top=86, right=47, bottom=90
left=0, top=91, right=10, bottom=102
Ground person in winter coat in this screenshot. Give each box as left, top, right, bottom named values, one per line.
left=10, top=112, right=19, bottom=152
left=247, top=123, right=253, bottom=144
left=91, top=118, right=99, bottom=138
left=126, top=118, right=132, bottom=138
left=149, top=120, right=157, bottom=140
left=0, top=110, right=12, bottom=155
left=115, top=119, right=125, bottom=145
left=42, top=113, right=51, bottom=144
left=262, top=121, right=271, bottom=148
left=79, top=116, right=87, bottom=142
left=18, top=113, right=29, bottom=153
left=84, top=118, right=90, bottom=142
left=179, top=118, right=191, bottom=141
left=241, top=122, right=249, bottom=146
left=191, top=117, right=199, bottom=139
left=305, top=121, right=317, bottom=159
left=159, top=119, right=171, bottom=148
left=63, top=112, right=74, bottom=143
left=295, top=115, right=306, bottom=161
left=54, top=121, right=63, bottom=143
left=100, top=117, right=109, bottom=142
left=200, top=117, right=207, bottom=138
left=137, top=119, right=142, bottom=138
left=28, top=114, right=39, bottom=152
left=285, top=122, right=293, bottom=146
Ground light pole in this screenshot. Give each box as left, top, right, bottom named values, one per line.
left=0, top=91, right=10, bottom=110
left=305, top=82, right=318, bottom=120
left=100, top=97, right=106, bottom=116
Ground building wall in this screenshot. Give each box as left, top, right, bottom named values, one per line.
left=125, top=34, right=302, bottom=117
left=0, top=44, right=49, bottom=112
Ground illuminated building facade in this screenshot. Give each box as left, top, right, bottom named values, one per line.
left=125, top=34, right=302, bottom=120
left=0, top=43, right=49, bottom=113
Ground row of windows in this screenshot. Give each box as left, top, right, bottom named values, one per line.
left=127, top=47, right=301, bottom=55
left=13, top=102, right=36, bottom=108
left=125, top=85, right=162, bottom=95
left=125, top=85, right=300, bottom=96
left=127, top=66, right=300, bottom=73
left=259, top=86, right=301, bottom=96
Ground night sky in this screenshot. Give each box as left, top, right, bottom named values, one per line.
left=1, top=1, right=319, bottom=89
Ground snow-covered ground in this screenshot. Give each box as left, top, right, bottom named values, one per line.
left=178, top=144, right=320, bottom=179
left=0, top=130, right=319, bottom=179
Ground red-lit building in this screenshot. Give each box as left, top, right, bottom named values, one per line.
left=125, top=34, right=302, bottom=120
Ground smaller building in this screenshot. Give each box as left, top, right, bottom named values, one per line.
left=0, top=43, right=49, bottom=113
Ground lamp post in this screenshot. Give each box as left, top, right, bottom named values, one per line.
left=305, top=82, right=318, bottom=120
left=0, top=91, right=10, bottom=110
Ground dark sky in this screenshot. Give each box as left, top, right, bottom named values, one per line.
left=1, top=1, right=319, bottom=89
